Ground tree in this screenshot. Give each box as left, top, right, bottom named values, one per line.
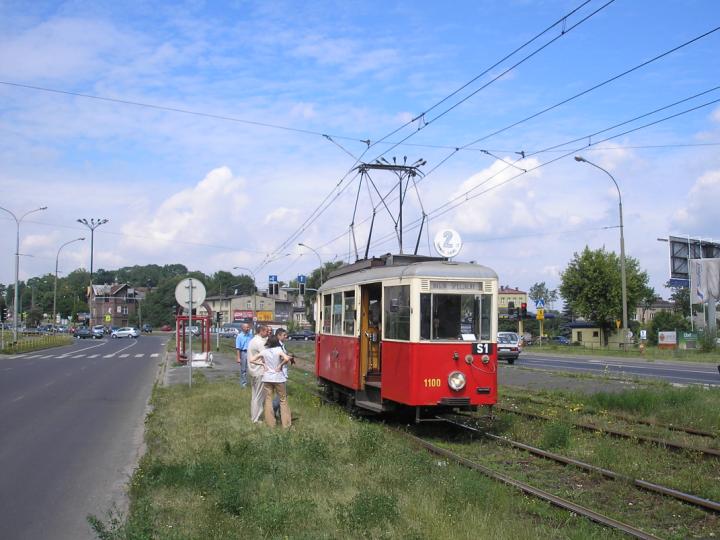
left=559, top=247, right=651, bottom=344
left=666, top=283, right=690, bottom=317
left=528, top=282, right=550, bottom=304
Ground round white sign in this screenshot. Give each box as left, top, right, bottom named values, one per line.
left=433, top=229, right=463, bottom=258
left=175, top=278, right=207, bottom=309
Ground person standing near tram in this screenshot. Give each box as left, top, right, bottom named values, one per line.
left=247, top=324, right=271, bottom=423
left=235, top=323, right=253, bottom=387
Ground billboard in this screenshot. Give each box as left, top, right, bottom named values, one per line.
left=233, top=310, right=254, bottom=321
left=689, top=259, right=720, bottom=303
left=666, top=236, right=720, bottom=286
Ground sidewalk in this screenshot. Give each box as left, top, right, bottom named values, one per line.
left=163, top=350, right=239, bottom=386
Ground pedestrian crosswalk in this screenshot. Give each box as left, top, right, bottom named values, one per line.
left=7, top=352, right=161, bottom=360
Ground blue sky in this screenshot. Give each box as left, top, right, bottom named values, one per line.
left=1, top=0, right=719, bottom=299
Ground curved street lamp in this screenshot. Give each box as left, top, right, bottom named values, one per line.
left=0, top=205, right=48, bottom=342
left=574, top=156, right=628, bottom=350
left=53, top=237, right=85, bottom=324
left=298, top=243, right=324, bottom=285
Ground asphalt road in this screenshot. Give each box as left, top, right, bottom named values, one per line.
left=518, top=352, right=720, bottom=386
left=0, top=334, right=166, bottom=540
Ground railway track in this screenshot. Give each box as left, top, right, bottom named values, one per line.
left=502, top=393, right=717, bottom=438
left=496, top=404, right=720, bottom=459
left=440, top=415, right=720, bottom=514
left=290, top=356, right=718, bottom=537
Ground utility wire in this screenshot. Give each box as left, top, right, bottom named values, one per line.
left=363, top=94, right=720, bottom=253
left=364, top=0, right=599, bottom=152
left=260, top=0, right=609, bottom=268
left=459, top=25, right=720, bottom=149
left=0, top=80, right=370, bottom=144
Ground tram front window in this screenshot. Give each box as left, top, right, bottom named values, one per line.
left=420, top=293, right=492, bottom=341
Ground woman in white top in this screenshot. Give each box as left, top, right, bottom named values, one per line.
left=251, top=334, right=292, bottom=428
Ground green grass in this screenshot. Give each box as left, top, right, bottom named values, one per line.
left=90, top=373, right=623, bottom=539
left=0, top=334, right=73, bottom=354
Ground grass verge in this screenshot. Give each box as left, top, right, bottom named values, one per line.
left=0, top=334, right=73, bottom=354
left=90, top=373, right=622, bottom=539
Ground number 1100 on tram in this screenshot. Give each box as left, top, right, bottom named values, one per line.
left=315, top=254, right=498, bottom=421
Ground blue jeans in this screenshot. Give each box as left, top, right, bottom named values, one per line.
left=238, top=350, right=248, bottom=386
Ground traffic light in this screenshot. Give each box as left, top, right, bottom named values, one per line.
left=216, top=312, right=223, bottom=323
left=270, top=283, right=279, bottom=295
left=0, top=306, right=7, bottom=322
left=299, top=282, right=306, bottom=295
left=521, top=302, right=528, bottom=319
left=507, top=301, right=515, bottom=319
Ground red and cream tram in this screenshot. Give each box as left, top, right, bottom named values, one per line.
left=315, top=253, right=499, bottom=420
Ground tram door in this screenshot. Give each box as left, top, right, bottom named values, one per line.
left=360, top=283, right=382, bottom=384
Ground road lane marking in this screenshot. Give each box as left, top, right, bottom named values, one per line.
left=41, top=354, right=55, bottom=358
left=119, top=354, right=129, bottom=358
left=150, top=353, right=159, bottom=358
left=72, top=354, right=85, bottom=358
left=134, top=354, right=144, bottom=358
left=11, top=395, right=24, bottom=402
left=521, top=356, right=717, bottom=375
left=113, top=341, right=139, bottom=355
left=103, top=354, right=115, bottom=358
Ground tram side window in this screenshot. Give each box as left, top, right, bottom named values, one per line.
left=332, top=292, right=343, bottom=334
left=384, top=285, right=410, bottom=340
left=322, top=294, right=331, bottom=333
left=479, top=293, right=492, bottom=341
left=343, top=291, right=355, bottom=335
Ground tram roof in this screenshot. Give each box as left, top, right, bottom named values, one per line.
left=319, top=255, right=498, bottom=292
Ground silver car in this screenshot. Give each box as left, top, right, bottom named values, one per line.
left=111, top=327, right=140, bottom=339
left=497, top=331, right=522, bottom=364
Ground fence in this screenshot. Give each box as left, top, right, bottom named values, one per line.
left=1, top=334, right=73, bottom=354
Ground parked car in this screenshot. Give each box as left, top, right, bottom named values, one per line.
left=287, top=329, right=316, bottom=341
left=142, top=323, right=153, bottom=333
left=221, top=327, right=240, bottom=338
left=551, top=336, right=570, bottom=345
left=497, top=333, right=521, bottom=364
left=75, top=327, right=97, bottom=339
left=160, top=324, right=172, bottom=332
left=92, top=325, right=105, bottom=338
left=111, top=327, right=140, bottom=339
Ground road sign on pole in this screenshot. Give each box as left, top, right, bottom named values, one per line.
left=535, top=299, right=545, bottom=309
left=536, top=308, right=545, bottom=320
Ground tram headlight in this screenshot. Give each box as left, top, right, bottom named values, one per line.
left=448, top=371, right=466, bottom=391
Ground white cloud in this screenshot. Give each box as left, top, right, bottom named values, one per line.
left=122, top=166, right=249, bottom=253
left=672, top=168, right=720, bottom=232
left=711, top=106, right=720, bottom=124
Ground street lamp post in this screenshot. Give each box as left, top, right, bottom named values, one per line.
left=77, top=218, right=108, bottom=327
left=76, top=218, right=109, bottom=284
left=575, top=156, right=628, bottom=350
left=0, top=205, right=48, bottom=343
left=233, top=266, right=257, bottom=327
left=298, top=243, right=324, bottom=285
left=54, top=237, right=85, bottom=324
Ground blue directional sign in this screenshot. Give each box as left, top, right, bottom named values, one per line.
left=535, top=298, right=545, bottom=309
left=297, top=274, right=307, bottom=284
left=269, top=275, right=278, bottom=283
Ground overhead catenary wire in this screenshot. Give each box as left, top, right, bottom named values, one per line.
left=257, top=0, right=610, bottom=270
left=328, top=78, right=720, bottom=257
left=361, top=94, right=720, bottom=254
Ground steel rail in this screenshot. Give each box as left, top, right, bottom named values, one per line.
left=502, top=394, right=717, bottom=438
left=296, top=366, right=661, bottom=538
left=440, top=416, right=720, bottom=514
left=402, top=432, right=662, bottom=540
left=497, top=405, right=720, bottom=459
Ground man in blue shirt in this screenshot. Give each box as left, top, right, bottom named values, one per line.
left=235, top=323, right=253, bottom=387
